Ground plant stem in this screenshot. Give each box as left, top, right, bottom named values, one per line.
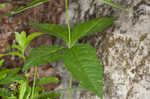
left=31, top=66, right=37, bottom=99
left=69, top=74, right=72, bottom=99
left=65, top=0, right=71, bottom=48
left=65, top=0, right=72, bottom=99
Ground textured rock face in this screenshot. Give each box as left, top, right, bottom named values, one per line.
left=59, top=0, right=150, bottom=99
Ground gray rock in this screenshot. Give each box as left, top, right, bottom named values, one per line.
left=58, top=0, right=150, bottom=99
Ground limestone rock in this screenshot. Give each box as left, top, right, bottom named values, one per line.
left=59, top=0, right=150, bottom=99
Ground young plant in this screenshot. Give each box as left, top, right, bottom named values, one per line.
left=0, top=62, right=25, bottom=99
left=21, top=16, right=115, bottom=99
left=17, top=77, right=60, bottom=99
left=0, top=0, right=121, bottom=99
left=0, top=31, right=60, bottom=99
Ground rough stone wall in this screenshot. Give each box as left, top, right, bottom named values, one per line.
left=58, top=0, right=150, bottom=99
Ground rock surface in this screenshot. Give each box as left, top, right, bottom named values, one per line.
left=58, top=0, right=150, bottom=99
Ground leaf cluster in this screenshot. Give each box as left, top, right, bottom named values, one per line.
left=0, top=31, right=60, bottom=99
left=0, top=17, right=115, bottom=98
left=17, top=78, right=59, bottom=99
left=0, top=0, right=118, bottom=99
left=22, top=17, right=115, bottom=98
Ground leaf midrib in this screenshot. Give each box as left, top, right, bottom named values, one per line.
left=30, top=47, right=63, bottom=61
left=71, top=18, right=102, bottom=44
left=70, top=47, right=98, bottom=92
left=23, top=47, right=64, bottom=70
left=81, top=19, right=101, bottom=35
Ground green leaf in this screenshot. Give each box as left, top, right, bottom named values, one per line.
left=0, top=73, right=7, bottom=80
left=6, top=44, right=22, bottom=52
left=23, top=46, right=65, bottom=71
left=0, top=68, right=24, bottom=85
left=0, top=59, right=4, bottom=67
left=3, top=51, right=25, bottom=60
left=30, top=23, right=69, bottom=43
left=25, top=32, right=42, bottom=50
left=63, top=44, right=103, bottom=98
left=0, top=74, right=25, bottom=85
left=15, top=31, right=42, bottom=53
left=100, top=0, right=130, bottom=12
left=38, top=92, right=60, bottom=99
left=32, top=87, right=42, bottom=99
left=0, top=68, right=20, bottom=76
left=0, top=54, right=5, bottom=57
left=71, top=17, right=115, bottom=46
left=19, top=80, right=27, bottom=99
left=2, top=95, right=17, bottom=99
left=0, top=88, right=12, bottom=97
left=24, top=84, right=32, bottom=99
left=0, top=51, right=25, bottom=60
left=0, top=0, right=50, bottom=19
left=15, top=31, right=27, bottom=52
left=37, top=77, right=59, bottom=85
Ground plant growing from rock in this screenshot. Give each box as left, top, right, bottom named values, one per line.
left=23, top=16, right=115, bottom=99
left=22, top=0, right=115, bottom=98
left=0, top=0, right=125, bottom=99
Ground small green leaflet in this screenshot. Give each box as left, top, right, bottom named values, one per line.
left=0, top=54, right=4, bottom=57
left=0, top=74, right=6, bottom=80
left=36, top=77, right=59, bottom=85
left=0, top=68, right=20, bottom=76
left=38, top=92, right=60, bottom=99
left=0, top=88, right=12, bottom=97
left=6, top=44, right=22, bottom=52
left=25, top=32, right=42, bottom=50
left=0, top=59, right=4, bottom=67
left=15, top=31, right=26, bottom=50
left=0, top=68, right=24, bottom=85
left=0, top=75, right=25, bottom=85
left=23, top=46, right=65, bottom=71
left=0, top=51, right=25, bottom=60
left=15, top=31, right=42, bottom=53
left=0, top=52, right=25, bottom=60
left=2, top=31, right=42, bottom=63
left=30, top=23, right=69, bottom=43
left=63, top=44, right=103, bottom=98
